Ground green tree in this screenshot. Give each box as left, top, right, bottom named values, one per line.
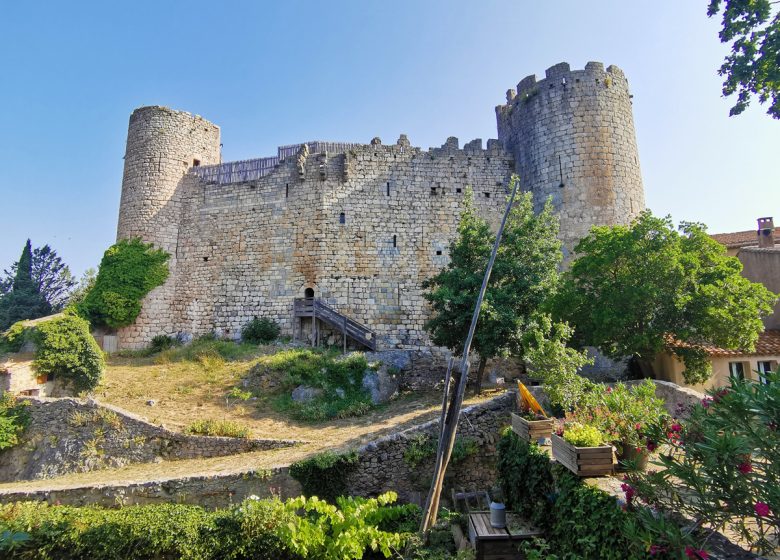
left=423, top=181, right=562, bottom=392
left=2, top=245, right=76, bottom=311
left=66, top=268, right=96, bottom=309
left=708, top=0, right=780, bottom=118
left=78, top=238, right=169, bottom=329
left=0, top=240, right=51, bottom=330
left=553, top=211, right=778, bottom=384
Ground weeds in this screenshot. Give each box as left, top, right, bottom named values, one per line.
left=185, top=419, right=250, bottom=438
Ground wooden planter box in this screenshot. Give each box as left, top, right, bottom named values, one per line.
left=468, top=512, right=543, bottom=560
left=551, top=434, right=614, bottom=477
left=511, top=413, right=554, bottom=443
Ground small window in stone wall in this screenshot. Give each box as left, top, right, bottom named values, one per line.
left=193, top=159, right=201, bottom=167
left=386, top=182, right=391, bottom=196
left=484, top=192, right=491, bottom=198
left=339, top=212, right=346, bottom=224
left=431, top=186, right=437, bottom=195
left=203, top=256, right=209, bottom=262
left=436, top=250, right=442, bottom=256
left=456, top=187, right=462, bottom=193
left=392, top=235, right=397, bottom=248
left=286, top=184, right=289, bottom=198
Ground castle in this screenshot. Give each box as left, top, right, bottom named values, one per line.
left=115, top=61, right=645, bottom=350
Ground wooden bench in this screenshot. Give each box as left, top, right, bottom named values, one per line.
left=468, top=512, right=543, bottom=560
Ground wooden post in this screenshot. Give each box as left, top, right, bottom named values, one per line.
left=343, top=315, right=348, bottom=353
left=420, top=176, right=520, bottom=534
left=312, top=301, right=316, bottom=348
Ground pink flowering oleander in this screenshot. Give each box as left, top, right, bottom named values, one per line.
left=755, top=502, right=771, bottom=517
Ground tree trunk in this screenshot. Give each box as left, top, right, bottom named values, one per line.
left=475, top=356, right=487, bottom=394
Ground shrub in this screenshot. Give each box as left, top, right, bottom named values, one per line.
left=561, top=422, right=605, bottom=447
left=32, top=315, right=105, bottom=392
left=0, top=393, right=30, bottom=450
left=185, top=419, right=250, bottom=438
left=148, top=334, right=180, bottom=354
left=496, top=429, right=693, bottom=559
left=261, top=349, right=375, bottom=421
left=571, top=380, right=668, bottom=451
left=156, top=335, right=260, bottom=364
left=630, top=370, right=780, bottom=554
left=241, top=317, right=280, bottom=344
left=289, top=450, right=359, bottom=503
left=0, top=322, right=30, bottom=353
left=402, top=434, right=479, bottom=469
left=78, top=238, right=169, bottom=329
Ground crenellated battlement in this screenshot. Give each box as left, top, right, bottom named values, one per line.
left=498, top=61, right=629, bottom=109
left=115, top=60, right=644, bottom=350
left=190, top=136, right=510, bottom=185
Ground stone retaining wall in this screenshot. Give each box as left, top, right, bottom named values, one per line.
left=0, top=467, right=301, bottom=509
left=0, top=397, right=301, bottom=482
left=346, top=392, right=515, bottom=503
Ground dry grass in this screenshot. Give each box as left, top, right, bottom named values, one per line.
left=95, top=345, right=499, bottom=451
left=0, top=345, right=502, bottom=494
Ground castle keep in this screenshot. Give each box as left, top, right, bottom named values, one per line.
left=116, top=61, right=645, bottom=350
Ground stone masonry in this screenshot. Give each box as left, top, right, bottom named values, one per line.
left=0, top=397, right=302, bottom=482
left=116, top=62, right=645, bottom=349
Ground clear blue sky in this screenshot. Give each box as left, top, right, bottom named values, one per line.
left=1, top=1, right=777, bottom=277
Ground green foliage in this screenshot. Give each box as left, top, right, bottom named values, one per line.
left=185, top=418, right=250, bottom=438
left=0, top=393, right=30, bottom=450
left=278, top=492, right=412, bottom=559
left=630, top=370, right=780, bottom=554
left=78, top=238, right=170, bottom=329
left=561, top=422, right=605, bottom=447
left=31, top=315, right=105, bottom=392
left=0, top=240, right=51, bottom=330
left=66, top=268, right=96, bottom=309
left=0, top=322, right=30, bottom=353
left=553, top=211, right=778, bottom=384
left=149, top=334, right=180, bottom=354
left=402, top=434, right=478, bottom=469
left=708, top=0, right=780, bottom=118
left=289, top=450, right=359, bottom=503
left=154, top=335, right=260, bottom=363
left=262, top=349, right=374, bottom=421
left=241, top=317, right=280, bottom=344
left=571, top=380, right=668, bottom=449
left=496, top=430, right=554, bottom=528
left=497, top=429, right=694, bottom=559
left=0, top=493, right=416, bottom=560
left=523, top=316, right=594, bottom=411
left=423, top=179, right=563, bottom=391
left=1, top=243, right=76, bottom=314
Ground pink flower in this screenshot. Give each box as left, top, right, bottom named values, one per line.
left=670, top=423, right=682, bottom=433
left=649, top=544, right=666, bottom=555
left=646, top=439, right=657, bottom=452
left=621, top=483, right=636, bottom=504
left=755, top=502, right=771, bottom=517
left=685, top=546, right=710, bottom=559
left=701, top=397, right=713, bottom=408
left=635, top=423, right=642, bottom=431
left=606, top=386, right=613, bottom=393
left=738, top=461, right=753, bottom=474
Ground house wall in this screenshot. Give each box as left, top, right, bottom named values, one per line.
left=654, top=352, right=780, bottom=392
left=738, top=247, right=780, bottom=329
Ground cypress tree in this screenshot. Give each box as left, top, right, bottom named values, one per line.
left=0, top=240, right=51, bottom=330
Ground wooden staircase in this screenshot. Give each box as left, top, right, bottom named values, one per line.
left=293, top=298, right=376, bottom=351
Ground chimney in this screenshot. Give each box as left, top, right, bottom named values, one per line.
left=757, top=217, right=775, bottom=248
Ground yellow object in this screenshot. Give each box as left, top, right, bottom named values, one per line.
left=517, top=381, right=547, bottom=418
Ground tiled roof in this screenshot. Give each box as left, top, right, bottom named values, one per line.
left=710, top=228, right=780, bottom=249
left=668, top=330, right=780, bottom=358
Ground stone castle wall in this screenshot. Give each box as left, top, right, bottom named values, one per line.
left=496, top=62, right=644, bottom=258
left=116, top=62, right=645, bottom=349
left=0, top=397, right=301, bottom=482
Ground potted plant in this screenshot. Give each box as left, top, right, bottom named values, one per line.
left=552, top=422, right=615, bottom=477
left=512, top=380, right=555, bottom=443
left=511, top=409, right=554, bottom=444
left=572, top=380, right=668, bottom=471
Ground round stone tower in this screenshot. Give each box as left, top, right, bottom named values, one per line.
left=496, top=62, right=644, bottom=257
left=117, top=106, right=221, bottom=248
left=116, top=106, right=221, bottom=347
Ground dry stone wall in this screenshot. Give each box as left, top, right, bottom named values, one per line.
left=345, top=392, right=514, bottom=503
left=0, top=397, right=300, bottom=482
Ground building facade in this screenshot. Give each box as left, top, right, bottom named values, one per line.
left=115, top=62, right=645, bottom=349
